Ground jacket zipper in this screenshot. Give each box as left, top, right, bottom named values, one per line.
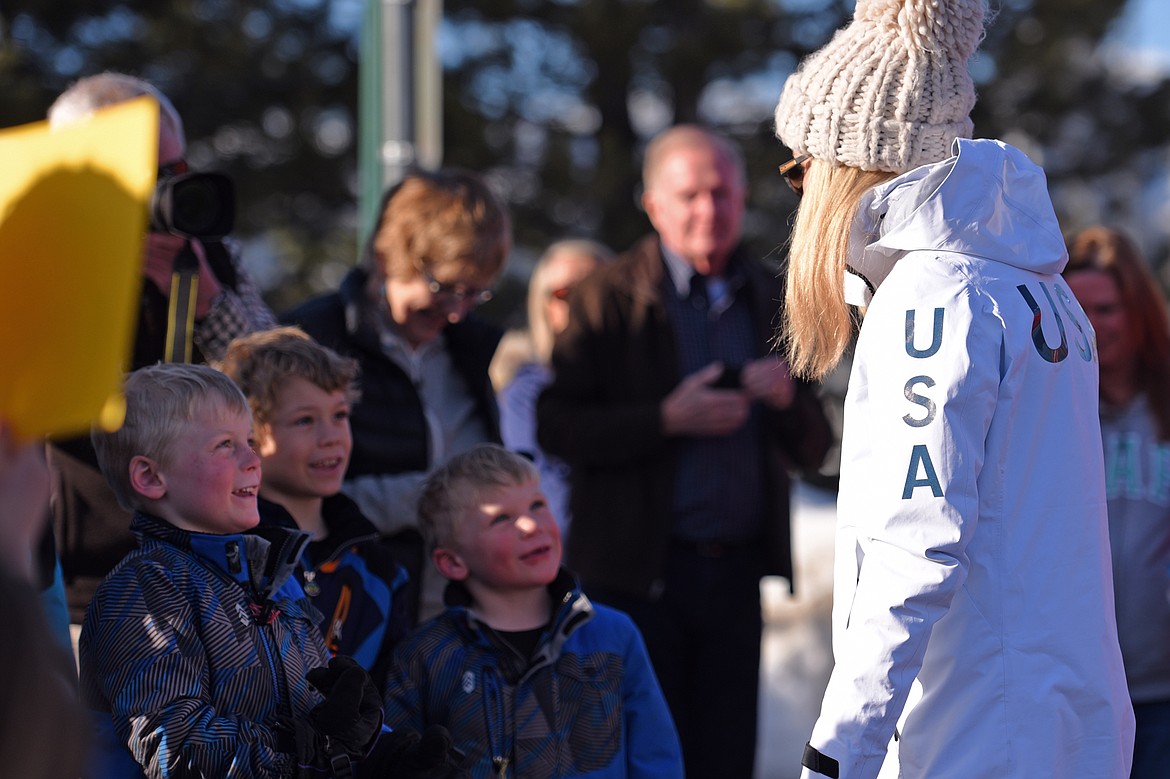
left=484, top=668, right=511, bottom=778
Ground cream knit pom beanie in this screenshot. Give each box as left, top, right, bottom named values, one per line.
left=775, top=0, right=986, bottom=173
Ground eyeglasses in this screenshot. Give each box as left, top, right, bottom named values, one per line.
left=423, top=268, right=493, bottom=305
left=778, top=154, right=810, bottom=198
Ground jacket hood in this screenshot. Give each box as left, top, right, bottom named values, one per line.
left=845, top=138, right=1068, bottom=306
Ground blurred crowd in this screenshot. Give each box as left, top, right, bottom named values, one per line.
left=4, top=1, right=1168, bottom=776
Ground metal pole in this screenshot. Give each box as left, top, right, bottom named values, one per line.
left=359, top=0, right=441, bottom=251
left=358, top=0, right=386, bottom=251
left=414, top=0, right=443, bottom=171
left=381, top=0, right=417, bottom=189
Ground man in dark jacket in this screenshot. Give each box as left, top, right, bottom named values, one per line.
left=537, top=124, right=831, bottom=779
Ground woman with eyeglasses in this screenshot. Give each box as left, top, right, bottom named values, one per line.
left=285, top=168, right=511, bottom=626
left=491, top=239, right=613, bottom=541
left=1064, top=225, right=1170, bottom=779
left=774, top=0, right=1134, bottom=777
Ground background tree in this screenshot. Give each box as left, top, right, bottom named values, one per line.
left=1, top=0, right=363, bottom=312
left=972, top=0, right=1170, bottom=273
left=3, top=0, right=1168, bottom=326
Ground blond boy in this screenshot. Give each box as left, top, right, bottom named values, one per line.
left=81, top=363, right=383, bottom=777
left=382, top=444, right=684, bottom=778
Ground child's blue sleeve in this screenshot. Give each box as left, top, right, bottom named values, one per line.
left=619, top=614, right=685, bottom=779
left=381, top=641, right=427, bottom=735
left=80, top=561, right=296, bottom=778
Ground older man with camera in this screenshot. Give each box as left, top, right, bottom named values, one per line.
left=46, top=72, right=276, bottom=623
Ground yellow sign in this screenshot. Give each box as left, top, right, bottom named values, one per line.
left=0, top=97, right=157, bottom=440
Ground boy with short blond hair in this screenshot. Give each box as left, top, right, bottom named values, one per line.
left=219, top=326, right=410, bottom=689
left=82, top=363, right=387, bottom=777
left=383, top=444, right=684, bottom=779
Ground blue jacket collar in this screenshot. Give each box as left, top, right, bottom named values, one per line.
left=131, top=511, right=311, bottom=603
left=444, top=566, right=595, bottom=676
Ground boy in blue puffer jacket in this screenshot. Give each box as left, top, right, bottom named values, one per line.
left=383, top=444, right=683, bottom=778
left=218, top=326, right=411, bottom=691
left=81, top=363, right=460, bottom=778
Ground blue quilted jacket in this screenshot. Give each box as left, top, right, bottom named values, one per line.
left=80, top=512, right=330, bottom=778
left=383, top=569, right=684, bottom=778
left=257, top=494, right=410, bottom=691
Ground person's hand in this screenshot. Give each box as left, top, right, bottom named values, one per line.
left=369, top=725, right=469, bottom=779
left=294, top=656, right=384, bottom=771
left=0, top=421, right=49, bottom=581
left=741, top=355, right=797, bottom=410
left=306, top=656, right=383, bottom=751
left=142, top=233, right=223, bottom=318
left=660, top=362, right=750, bottom=437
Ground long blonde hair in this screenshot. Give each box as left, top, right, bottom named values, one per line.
left=527, top=239, right=613, bottom=362
left=489, top=239, right=612, bottom=391
left=783, top=161, right=895, bottom=380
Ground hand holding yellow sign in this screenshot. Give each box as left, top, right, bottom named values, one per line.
left=0, top=97, right=157, bottom=441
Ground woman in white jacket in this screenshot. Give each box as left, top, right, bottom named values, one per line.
left=773, top=1, right=1135, bottom=777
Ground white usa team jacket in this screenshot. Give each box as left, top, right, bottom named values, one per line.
left=803, top=138, right=1135, bottom=778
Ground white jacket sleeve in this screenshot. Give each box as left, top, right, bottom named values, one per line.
left=804, top=258, right=1001, bottom=778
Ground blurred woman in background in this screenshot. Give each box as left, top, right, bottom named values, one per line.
left=1065, top=225, right=1170, bottom=779
left=492, top=239, right=612, bottom=539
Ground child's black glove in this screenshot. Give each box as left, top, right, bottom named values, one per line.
left=294, top=655, right=384, bottom=775
left=365, top=724, right=469, bottom=779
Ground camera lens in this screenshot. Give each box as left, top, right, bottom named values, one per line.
left=172, top=177, right=222, bottom=236
left=151, top=172, right=235, bottom=239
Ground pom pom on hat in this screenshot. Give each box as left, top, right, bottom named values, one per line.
left=775, top=0, right=986, bottom=174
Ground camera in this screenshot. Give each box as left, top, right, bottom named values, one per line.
left=150, top=171, right=236, bottom=240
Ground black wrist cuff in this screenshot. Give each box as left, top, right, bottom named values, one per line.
left=802, top=742, right=840, bottom=778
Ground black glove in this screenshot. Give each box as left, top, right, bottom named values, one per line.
left=294, top=656, right=384, bottom=775
left=362, top=724, right=469, bottom=779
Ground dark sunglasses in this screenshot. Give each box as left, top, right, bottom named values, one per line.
left=778, top=154, right=810, bottom=197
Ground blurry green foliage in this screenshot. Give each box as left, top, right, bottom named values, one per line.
left=3, top=0, right=1169, bottom=322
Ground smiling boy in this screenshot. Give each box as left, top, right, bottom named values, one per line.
left=81, top=363, right=388, bottom=777
left=382, top=444, right=683, bottom=778
left=138, top=387, right=262, bottom=532
left=219, top=327, right=410, bottom=689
